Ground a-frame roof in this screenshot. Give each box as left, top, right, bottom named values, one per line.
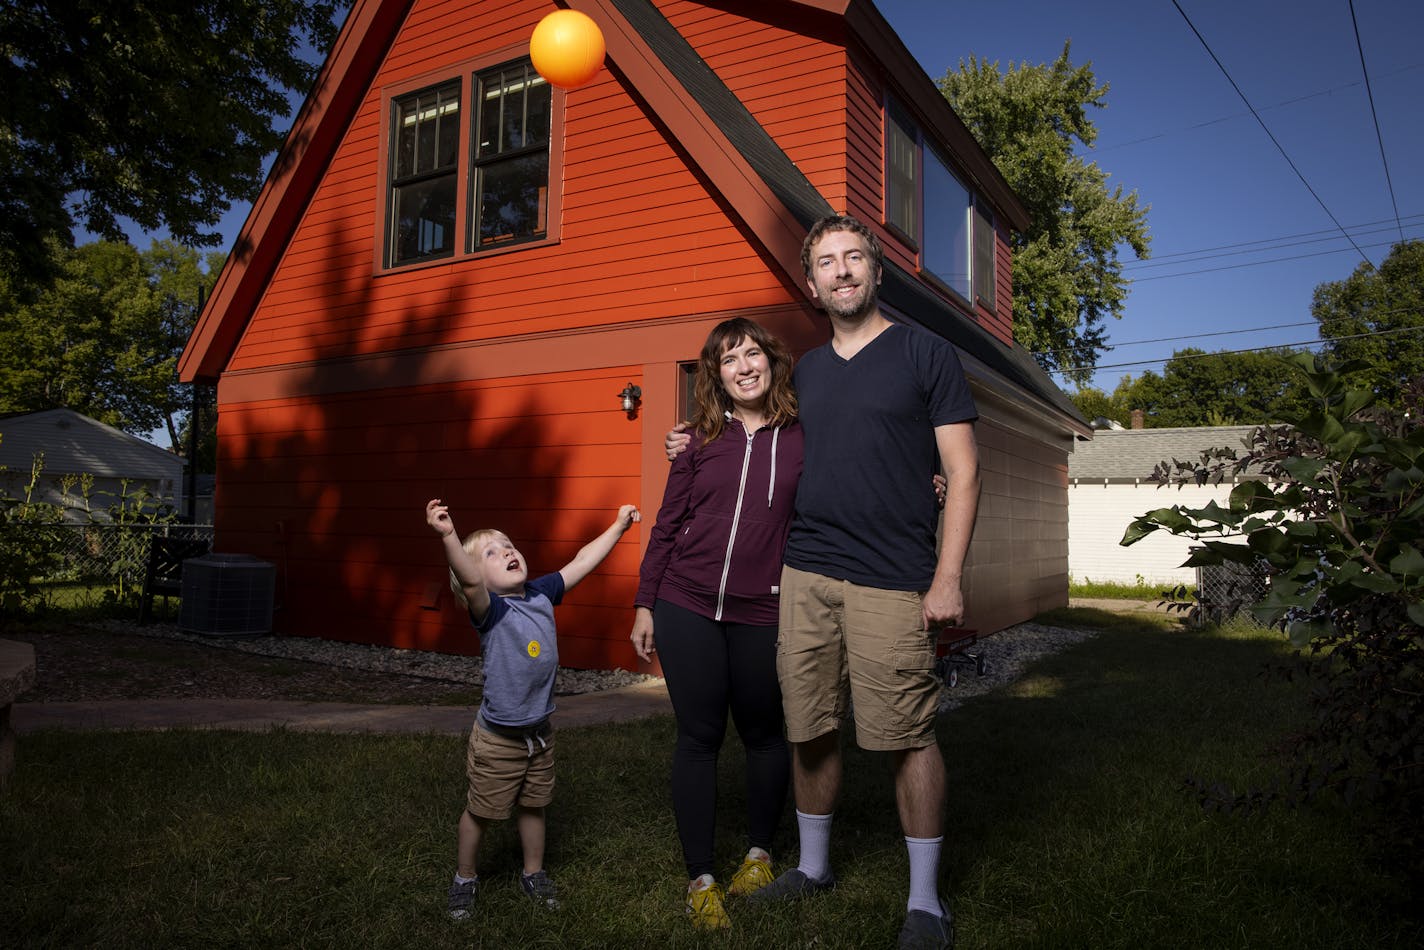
left=180, top=0, right=1079, bottom=425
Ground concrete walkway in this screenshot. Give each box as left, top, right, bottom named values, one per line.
left=12, top=680, right=671, bottom=736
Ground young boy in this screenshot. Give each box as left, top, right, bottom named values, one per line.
left=425, top=498, right=641, bottom=920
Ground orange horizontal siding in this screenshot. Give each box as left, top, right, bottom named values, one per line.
left=213, top=365, right=649, bottom=665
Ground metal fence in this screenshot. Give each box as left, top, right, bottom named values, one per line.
left=3, top=522, right=214, bottom=587
left=1193, top=552, right=1270, bottom=627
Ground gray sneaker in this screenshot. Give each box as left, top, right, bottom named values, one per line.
left=898, top=902, right=955, bottom=949
left=447, top=877, right=479, bottom=920
left=520, top=869, right=560, bottom=910
left=745, top=867, right=836, bottom=903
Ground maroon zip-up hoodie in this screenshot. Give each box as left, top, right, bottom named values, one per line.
left=636, top=417, right=804, bottom=626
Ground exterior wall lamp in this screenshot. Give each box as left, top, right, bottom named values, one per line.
left=618, top=383, right=642, bottom=415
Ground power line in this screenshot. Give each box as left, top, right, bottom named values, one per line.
left=1349, top=0, right=1407, bottom=244
left=1130, top=237, right=1402, bottom=282
left=1171, top=0, right=1375, bottom=268
left=1124, top=220, right=1421, bottom=272
left=1092, top=61, right=1424, bottom=154
left=1127, top=213, right=1424, bottom=266
left=1055, top=323, right=1424, bottom=376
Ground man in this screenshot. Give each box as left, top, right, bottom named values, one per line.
left=670, top=214, right=980, bottom=948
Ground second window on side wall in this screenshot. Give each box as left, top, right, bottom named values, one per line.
left=471, top=62, right=551, bottom=250
left=883, top=97, right=994, bottom=312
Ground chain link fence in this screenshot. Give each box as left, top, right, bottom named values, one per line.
left=1193, top=549, right=1270, bottom=627
left=3, top=522, right=214, bottom=588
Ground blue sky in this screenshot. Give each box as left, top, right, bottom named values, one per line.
left=877, top=0, right=1424, bottom=393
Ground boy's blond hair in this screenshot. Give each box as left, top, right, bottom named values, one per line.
left=449, top=528, right=504, bottom=608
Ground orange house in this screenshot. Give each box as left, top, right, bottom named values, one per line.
left=179, top=0, right=1090, bottom=671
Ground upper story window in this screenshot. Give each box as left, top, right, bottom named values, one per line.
left=472, top=62, right=551, bottom=250
left=390, top=82, right=461, bottom=265
left=882, top=96, right=995, bottom=314
left=383, top=57, right=558, bottom=270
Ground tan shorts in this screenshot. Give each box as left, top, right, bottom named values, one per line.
left=464, top=718, right=556, bottom=820
left=776, top=565, right=939, bottom=751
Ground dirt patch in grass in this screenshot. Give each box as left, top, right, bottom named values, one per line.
left=9, top=625, right=480, bottom=706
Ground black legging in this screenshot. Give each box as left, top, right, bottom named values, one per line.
left=653, top=598, right=790, bottom=879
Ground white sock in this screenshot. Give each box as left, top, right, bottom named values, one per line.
left=904, top=835, right=943, bottom=916
left=453, top=872, right=477, bottom=885
left=794, top=810, right=834, bottom=882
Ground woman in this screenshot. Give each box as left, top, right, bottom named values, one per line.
left=631, top=317, right=800, bottom=930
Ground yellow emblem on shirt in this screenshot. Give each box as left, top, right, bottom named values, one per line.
left=527, top=640, right=541, bottom=658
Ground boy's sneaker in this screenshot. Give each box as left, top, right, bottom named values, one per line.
left=685, top=875, right=731, bottom=930
left=727, top=851, right=774, bottom=897
left=897, top=900, right=955, bottom=949
left=521, top=869, right=560, bottom=910
left=447, top=877, right=479, bottom=920
left=745, top=867, right=835, bottom=903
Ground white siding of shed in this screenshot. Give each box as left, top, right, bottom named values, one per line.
left=1068, top=481, right=1233, bottom=586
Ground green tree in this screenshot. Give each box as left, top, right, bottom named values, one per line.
left=1313, top=239, right=1424, bottom=409
left=0, top=0, right=341, bottom=282
left=0, top=240, right=222, bottom=442
left=1069, top=375, right=1136, bottom=427
left=1122, top=348, right=1313, bottom=428
left=939, top=42, right=1152, bottom=384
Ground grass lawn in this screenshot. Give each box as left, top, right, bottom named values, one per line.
left=3, top=613, right=1419, bottom=948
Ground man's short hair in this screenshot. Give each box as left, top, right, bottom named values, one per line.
left=801, top=214, right=884, bottom=279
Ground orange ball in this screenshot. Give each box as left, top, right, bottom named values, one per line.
left=529, top=10, right=606, bottom=90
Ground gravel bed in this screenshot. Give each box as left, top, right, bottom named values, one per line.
left=84, top=620, right=658, bottom=696
left=88, top=618, right=1099, bottom=709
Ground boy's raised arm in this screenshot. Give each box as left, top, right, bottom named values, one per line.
left=559, top=505, right=641, bottom=591
left=426, top=498, right=491, bottom=620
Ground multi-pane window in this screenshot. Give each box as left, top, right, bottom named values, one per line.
left=471, top=62, right=551, bottom=250
left=384, top=59, right=554, bottom=269
left=883, top=97, right=994, bottom=310
left=885, top=101, right=918, bottom=241
left=389, top=82, right=461, bottom=265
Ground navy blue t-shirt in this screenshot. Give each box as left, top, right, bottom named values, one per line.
left=783, top=323, right=977, bottom=590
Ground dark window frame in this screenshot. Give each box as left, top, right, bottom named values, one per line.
left=881, top=95, right=996, bottom=315
left=378, top=52, right=564, bottom=273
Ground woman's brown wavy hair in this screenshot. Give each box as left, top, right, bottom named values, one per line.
left=689, top=318, right=798, bottom=443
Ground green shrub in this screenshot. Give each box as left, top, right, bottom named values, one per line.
left=1123, top=354, right=1424, bottom=880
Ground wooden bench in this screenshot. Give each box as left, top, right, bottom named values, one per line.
left=138, top=536, right=212, bottom=624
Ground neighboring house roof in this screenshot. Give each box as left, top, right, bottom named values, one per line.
left=179, top=0, right=1081, bottom=428
left=1069, top=425, right=1264, bottom=483
left=0, top=409, right=185, bottom=480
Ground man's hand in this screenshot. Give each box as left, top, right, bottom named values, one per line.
left=665, top=421, right=692, bottom=461
left=425, top=499, right=455, bottom=538
left=921, top=577, right=965, bottom=631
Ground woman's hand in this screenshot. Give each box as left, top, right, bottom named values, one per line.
left=630, top=606, right=656, bottom=662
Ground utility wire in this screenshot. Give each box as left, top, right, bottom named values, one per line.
left=1128, top=213, right=1424, bottom=266
left=1171, top=0, right=1375, bottom=268
left=1092, top=61, right=1424, bottom=154
left=1131, top=237, right=1402, bottom=281
left=1349, top=0, right=1407, bottom=244
left=1055, top=323, right=1424, bottom=375
left=1124, top=221, right=1420, bottom=271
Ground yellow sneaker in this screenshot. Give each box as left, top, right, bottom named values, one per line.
left=685, top=875, right=731, bottom=930
left=727, top=851, right=774, bottom=897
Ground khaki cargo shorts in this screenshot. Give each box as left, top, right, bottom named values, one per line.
left=464, top=717, right=555, bottom=820
left=776, top=565, right=939, bottom=751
